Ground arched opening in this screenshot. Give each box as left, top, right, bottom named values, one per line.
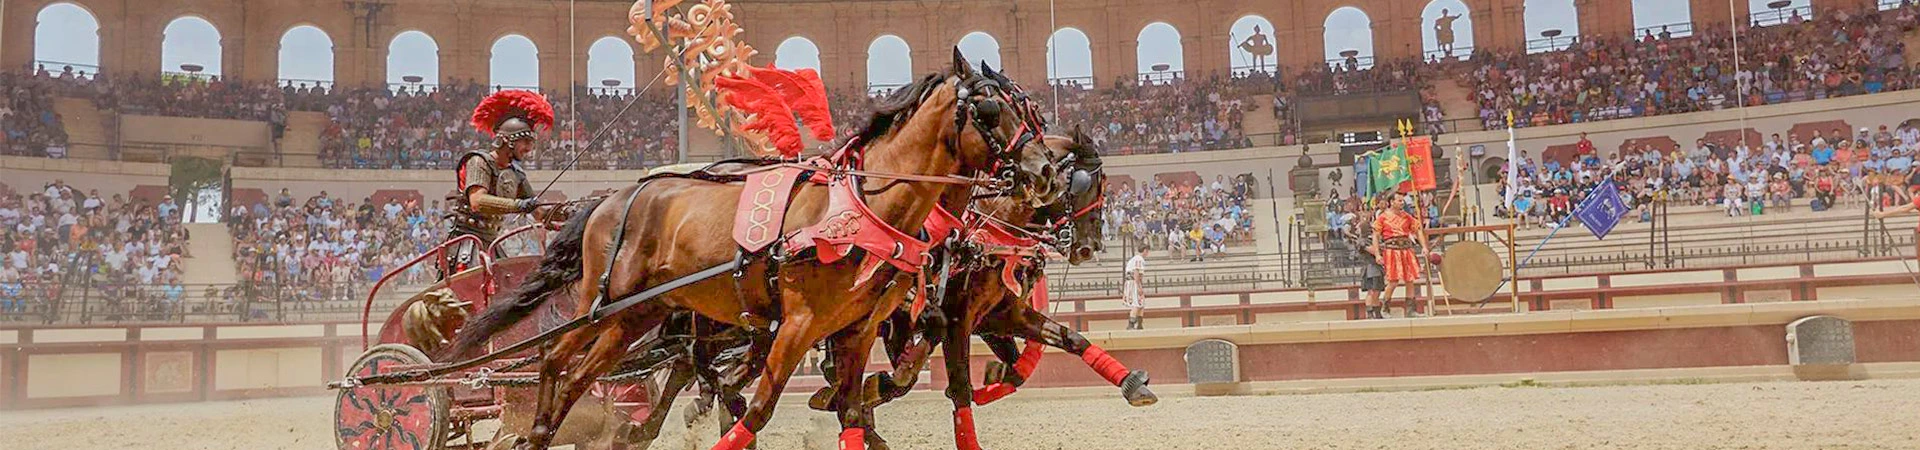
left=1228, top=16, right=1278, bottom=77
left=1523, top=0, right=1580, bottom=53
left=1322, top=7, right=1375, bottom=70
left=774, top=37, right=821, bottom=71
left=1135, top=22, right=1184, bottom=85
left=866, top=35, right=912, bottom=94
left=1632, top=0, right=1692, bottom=39
left=1421, top=0, right=1475, bottom=61
left=957, top=32, right=1001, bottom=70
left=387, top=31, right=440, bottom=92
left=489, top=34, right=540, bottom=91
left=587, top=37, right=637, bottom=95
left=277, top=25, right=335, bottom=91
left=1047, top=28, right=1094, bottom=89
left=34, top=3, right=100, bottom=78
left=162, top=16, right=223, bottom=79
left=1749, top=0, right=1812, bottom=27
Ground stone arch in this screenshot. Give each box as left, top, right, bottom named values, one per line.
left=1523, top=0, right=1580, bottom=53
left=1227, top=15, right=1277, bottom=76
left=1135, top=22, right=1183, bottom=84
left=866, top=35, right=912, bottom=93
left=161, top=15, right=223, bottom=77
left=489, top=34, right=540, bottom=90
left=1322, top=6, right=1374, bottom=69
left=1421, top=0, right=1475, bottom=61
left=277, top=25, right=334, bottom=87
left=33, top=2, right=101, bottom=76
left=1046, top=27, right=1094, bottom=88
left=956, top=31, right=1001, bottom=70
left=587, top=36, right=636, bottom=93
left=387, top=30, right=440, bottom=90
left=775, top=36, right=822, bottom=71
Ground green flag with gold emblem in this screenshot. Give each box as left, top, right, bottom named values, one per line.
left=1369, top=143, right=1412, bottom=195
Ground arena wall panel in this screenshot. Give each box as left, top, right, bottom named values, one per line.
left=25, top=353, right=123, bottom=399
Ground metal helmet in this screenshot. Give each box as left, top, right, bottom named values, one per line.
left=493, top=116, right=537, bottom=148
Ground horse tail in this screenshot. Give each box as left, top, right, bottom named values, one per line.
left=438, top=198, right=602, bottom=361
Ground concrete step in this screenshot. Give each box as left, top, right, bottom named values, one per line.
left=279, top=111, right=329, bottom=167
left=53, top=97, right=110, bottom=159
left=181, top=223, right=239, bottom=286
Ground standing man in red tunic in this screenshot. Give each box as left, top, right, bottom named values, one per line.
left=1372, top=191, right=1430, bottom=317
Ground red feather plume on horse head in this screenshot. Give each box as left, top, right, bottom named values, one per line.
left=470, top=90, right=556, bottom=136
left=715, top=76, right=804, bottom=156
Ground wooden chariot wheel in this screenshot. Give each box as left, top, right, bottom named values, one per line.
left=335, top=344, right=453, bottom=450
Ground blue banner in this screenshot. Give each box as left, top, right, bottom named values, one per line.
left=1353, top=155, right=1371, bottom=199
left=1575, top=179, right=1628, bottom=240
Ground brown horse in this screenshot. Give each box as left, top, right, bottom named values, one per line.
left=441, top=52, right=1059, bottom=450
left=577, top=132, right=1102, bottom=450
left=813, top=131, right=1157, bottom=450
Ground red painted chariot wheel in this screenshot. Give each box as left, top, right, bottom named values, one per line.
left=335, top=344, right=452, bottom=450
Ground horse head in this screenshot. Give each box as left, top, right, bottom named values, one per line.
left=1038, top=125, right=1108, bottom=265
left=946, top=48, right=1063, bottom=207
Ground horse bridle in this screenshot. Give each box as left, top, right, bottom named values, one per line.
left=953, top=74, right=1047, bottom=197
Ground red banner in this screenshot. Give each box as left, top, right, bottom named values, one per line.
left=1401, top=136, right=1437, bottom=192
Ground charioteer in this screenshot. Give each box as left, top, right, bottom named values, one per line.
left=443, top=90, right=559, bottom=278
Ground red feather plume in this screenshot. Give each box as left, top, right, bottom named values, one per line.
left=715, top=76, right=803, bottom=156
left=747, top=65, right=836, bottom=142
left=470, top=90, right=556, bottom=136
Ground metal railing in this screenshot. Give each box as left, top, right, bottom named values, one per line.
left=1524, top=34, right=1579, bottom=54
left=1633, top=22, right=1694, bottom=40
left=1324, top=56, right=1375, bottom=70
left=1750, top=5, right=1815, bottom=27
left=387, top=82, right=441, bottom=94
left=276, top=78, right=335, bottom=90
left=1044, top=76, right=1094, bottom=90
left=866, top=82, right=908, bottom=96
left=1228, top=65, right=1280, bottom=79
left=1423, top=45, right=1476, bottom=62
left=0, top=281, right=420, bottom=325
left=1136, top=71, right=1185, bottom=85
left=491, top=84, right=542, bottom=93
left=1883, top=0, right=1918, bottom=10
left=32, top=60, right=101, bottom=78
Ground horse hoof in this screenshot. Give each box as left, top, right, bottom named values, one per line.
left=1122, top=370, right=1158, bottom=407
left=866, top=431, right=891, bottom=450
left=808, top=386, right=838, bottom=412
left=982, top=361, right=1008, bottom=384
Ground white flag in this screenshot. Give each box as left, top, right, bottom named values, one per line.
left=1504, top=111, right=1519, bottom=209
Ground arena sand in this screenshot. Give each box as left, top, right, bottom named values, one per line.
left=2, top=379, right=1916, bottom=450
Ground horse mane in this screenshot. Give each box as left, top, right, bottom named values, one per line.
left=837, top=73, right=949, bottom=149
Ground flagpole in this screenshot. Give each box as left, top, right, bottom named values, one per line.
left=1504, top=110, right=1520, bottom=312
left=1500, top=175, right=1622, bottom=290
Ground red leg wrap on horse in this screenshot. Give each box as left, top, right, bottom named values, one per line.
left=1080, top=345, right=1130, bottom=387
left=1012, top=341, right=1045, bottom=379
left=712, top=422, right=755, bottom=450
left=838, top=428, right=867, bottom=450
left=971, top=382, right=1017, bottom=405
left=952, top=407, right=983, bottom=450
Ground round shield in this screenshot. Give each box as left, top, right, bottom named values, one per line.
left=1439, top=240, right=1504, bottom=302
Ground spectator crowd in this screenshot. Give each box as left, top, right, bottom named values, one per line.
left=1495, top=121, right=1920, bottom=229
left=1107, top=175, right=1257, bottom=261
left=1, top=180, right=190, bottom=321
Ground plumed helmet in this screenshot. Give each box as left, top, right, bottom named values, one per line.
left=470, top=90, right=554, bottom=145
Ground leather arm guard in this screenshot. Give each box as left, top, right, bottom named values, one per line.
left=471, top=193, right=537, bottom=214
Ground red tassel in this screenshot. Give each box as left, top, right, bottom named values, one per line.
left=838, top=428, right=866, bottom=450
left=1080, top=345, right=1130, bottom=387
left=712, top=422, right=755, bottom=450
left=972, top=382, right=1016, bottom=405
left=952, top=407, right=983, bottom=450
